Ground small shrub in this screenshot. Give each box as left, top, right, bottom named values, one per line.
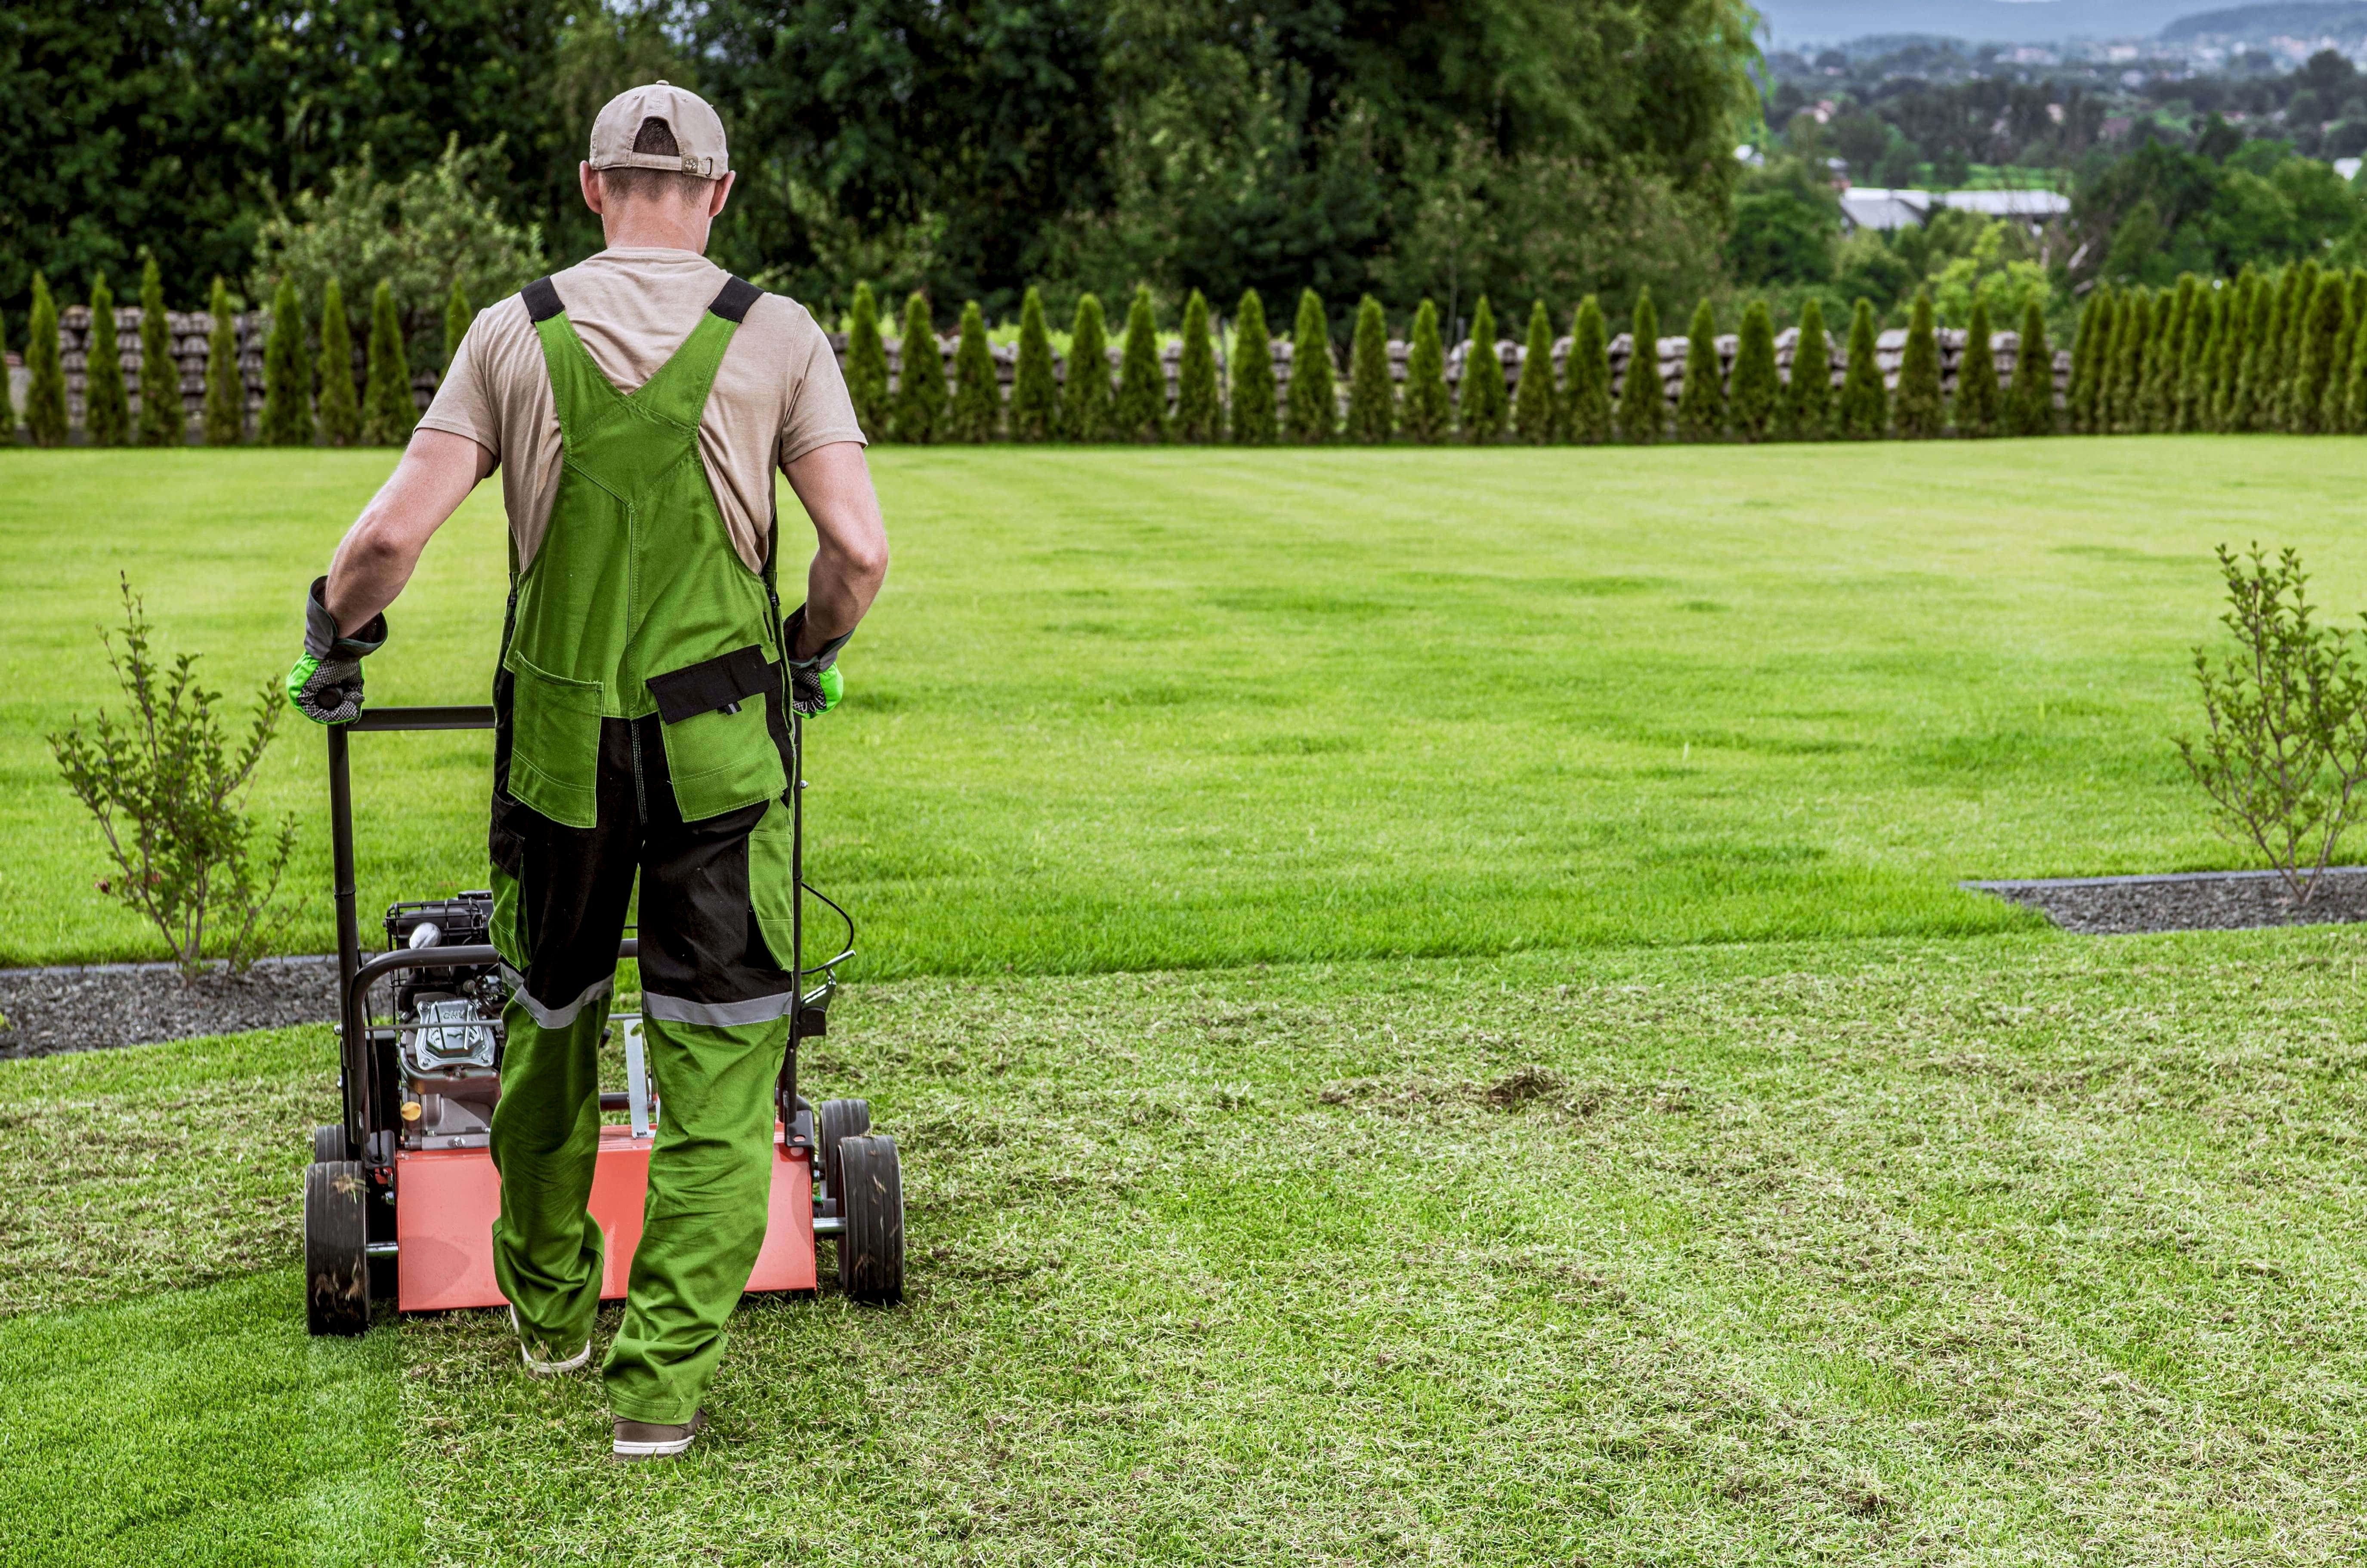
left=1954, top=298, right=2000, bottom=438
left=316, top=278, right=361, bottom=447
left=361, top=279, right=415, bottom=446
left=1674, top=298, right=1724, bottom=442
left=26, top=275, right=68, bottom=448
left=1114, top=285, right=1168, bottom=443
left=1616, top=287, right=1662, bottom=444
left=1894, top=288, right=1943, bottom=439
left=2005, top=299, right=2055, bottom=437
left=1837, top=298, right=1886, bottom=439
left=1511, top=298, right=1558, bottom=444
left=1401, top=299, right=1450, bottom=444
left=1063, top=293, right=1112, bottom=441
left=1459, top=294, right=1508, bottom=444
left=1786, top=296, right=1832, bottom=440
left=203, top=277, right=244, bottom=446
left=1174, top=290, right=1222, bottom=443
left=48, top=577, right=299, bottom=975
left=1566, top=296, right=1611, bottom=444
left=846, top=281, right=892, bottom=438
left=1010, top=287, right=1058, bottom=443
left=260, top=276, right=312, bottom=447
left=2176, top=544, right=2367, bottom=904
left=950, top=299, right=1001, bottom=443
left=892, top=290, right=946, bottom=444
left=137, top=257, right=182, bottom=447
left=1345, top=295, right=1394, bottom=444
left=1287, top=288, right=1335, bottom=444
left=1729, top=300, right=1778, bottom=442
left=1229, top=289, right=1278, bottom=446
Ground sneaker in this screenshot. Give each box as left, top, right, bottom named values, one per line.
left=613, top=1408, right=706, bottom=1461
left=510, top=1306, right=590, bottom=1377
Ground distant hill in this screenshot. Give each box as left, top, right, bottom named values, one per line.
left=1756, top=0, right=2226, bottom=45
left=2160, top=1, right=2367, bottom=38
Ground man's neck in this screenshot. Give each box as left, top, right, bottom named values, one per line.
left=599, top=212, right=709, bottom=253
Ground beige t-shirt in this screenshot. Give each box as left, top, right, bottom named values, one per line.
left=418, top=248, right=865, bottom=573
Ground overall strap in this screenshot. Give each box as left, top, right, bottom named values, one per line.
left=520, top=275, right=763, bottom=439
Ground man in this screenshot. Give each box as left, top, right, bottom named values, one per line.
left=289, top=82, right=888, bottom=1460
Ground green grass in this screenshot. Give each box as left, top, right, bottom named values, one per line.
left=9, top=440, right=2364, bottom=972
left=9, top=933, right=2367, bottom=1562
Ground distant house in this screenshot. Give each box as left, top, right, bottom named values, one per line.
left=1837, top=188, right=2072, bottom=236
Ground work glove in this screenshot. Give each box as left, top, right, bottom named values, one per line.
left=287, top=576, right=389, bottom=725
left=782, top=604, right=851, bottom=717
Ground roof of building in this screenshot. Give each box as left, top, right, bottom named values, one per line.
left=1837, top=187, right=2071, bottom=231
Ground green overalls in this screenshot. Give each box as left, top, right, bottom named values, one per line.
left=484, top=274, right=802, bottom=1423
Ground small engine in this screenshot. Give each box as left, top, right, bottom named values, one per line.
left=386, top=893, right=509, bottom=1148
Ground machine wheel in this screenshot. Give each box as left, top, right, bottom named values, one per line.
left=313, top=1123, right=349, bottom=1164
left=816, top=1098, right=870, bottom=1207
left=305, top=1161, right=372, bottom=1336
left=837, top=1133, right=903, bottom=1306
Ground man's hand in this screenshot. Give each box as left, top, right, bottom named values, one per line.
left=288, top=575, right=389, bottom=725
left=783, top=604, right=849, bottom=716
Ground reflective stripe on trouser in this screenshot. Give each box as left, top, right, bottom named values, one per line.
left=487, top=712, right=797, bottom=1423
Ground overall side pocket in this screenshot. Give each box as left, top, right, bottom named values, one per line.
left=746, top=799, right=799, bottom=973
left=503, top=649, right=605, bottom=830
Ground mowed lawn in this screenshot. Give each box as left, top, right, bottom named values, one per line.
left=7, top=438, right=2363, bottom=972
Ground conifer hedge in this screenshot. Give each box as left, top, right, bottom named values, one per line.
left=2137, top=278, right=2188, bottom=433
left=1010, top=287, right=1057, bottom=443
left=260, top=276, right=312, bottom=447
left=1894, top=289, right=1943, bottom=438
left=1728, top=301, right=1777, bottom=442
left=1566, top=296, right=1610, bottom=444
left=951, top=300, right=999, bottom=443
left=361, top=278, right=415, bottom=446
left=1174, top=290, right=1221, bottom=443
left=203, top=276, right=242, bottom=446
left=25, top=275, right=67, bottom=447
left=1063, top=294, right=1112, bottom=441
left=1616, top=288, right=1661, bottom=444
left=2105, top=288, right=2146, bottom=434
left=2067, top=289, right=2111, bottom=434
left=317, top=278, right=360, bottom=447
left=84, top=275, right=131, bottom=447
left=1837, top=299, right=1885, bottom=439
left=2292, top=269, right=2345, bottom=434
left=1786, top=297, right=1831, bottom=440
left=1955, top=299, right=1999, bottom=438
left=2006, top=299, right=2054, bottom=437
left=1229, top=289, right=1277, bottom=446
left=1511, top=299, right=1557, bottom=444
left=2175, top=284, right=2215, bottom=433
left=1674, top=299, right=1724, bottom=441
left=1459, top=296, right=1508, bottom=444
left=845, top=282, right=890, bottom=438
left=1114, top=286, right=1166, bottom=443
left=1286, top=289, right=1335, bottom=444
left=137, top=257, right=181, bottom=447
left=1345, top=296, right=1394, bottom=444
left=892, top=292, right=946, bottom=443
left=1401, top=299, right=1449, bottom=444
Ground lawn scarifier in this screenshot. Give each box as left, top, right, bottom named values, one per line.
left=301, top=703, right=905, bottom=1336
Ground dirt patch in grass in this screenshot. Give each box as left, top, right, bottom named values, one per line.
left=1965, top=867, right=2367, bottom=935
left=0, top=957, right=337, bottom=1058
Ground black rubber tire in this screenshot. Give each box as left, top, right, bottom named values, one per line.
left=305, top=1161, right=372, bottom=1336
left=837, top=1133, right=904, bottom=1306
left=313, top=1123, right=349, bottom=1164
left=816, top=1098, right=870, bottom=1207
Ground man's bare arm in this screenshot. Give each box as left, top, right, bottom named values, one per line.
left=324, top=430, right=496, bottom=636
left=780, top=441, right=889, bottom=657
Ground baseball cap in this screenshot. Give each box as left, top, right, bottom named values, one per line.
left=588, top=81, right=729, bottom=179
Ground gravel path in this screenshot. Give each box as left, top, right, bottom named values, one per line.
left=0, top=957, right=340, bottom=1059
left=1964, top=868, right=2367, bottom=935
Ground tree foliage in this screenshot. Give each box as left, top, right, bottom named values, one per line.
left=1115, top=285, right=1168, bottom=442
left=845, top=282, right=891, bottom=438
left=2006, top=299, right=2055, bottom=437
left=1346, top=296, right=1394, bottom=444
left=260, top=277, right=312, bottom=448
left=1566, top=296, right=1611, bottom=444
left=1674, top=298, right=1724, bottom=441
left=1174, top=290, right=1222, bottom=443
left=1894, top=289, right=1944, bottom=439
left=1458, top=296, right=1508, bottom=444
left=1401, top=299, right=1451, bottom=444
left=137, top=256, right=182, bottom=447
left=1229, top=289, right=1278, bottom=445
left=893, top=291, right=946, bottom=443
left=1786, top=296, right=1831, bottom=440
left=1010, top=287, right=1058, bottom=442
left=202, top=277, right=243, bottom=447
left=1063, top=293, right=1113, bottom=441
left=1955, top=298, right=2000, bottom=438
left=362, top=278, right=416, bottom=447
left=1511, top=299, right=1558, bottom=444
left=317, top=278, right=361, bottom=448
left=1728, top=299, right=1778, bottom=442
left=84, top=275, right=132, bottom=447
left=25, top=275, right=68, bottom=448
left=951, top=299, right=1001, bottom=443
left=1617, top=288, right=1662, bottom=444
left=1838, top=298, right=1887, bottom=439
left=1287, top=289, right=1336, bottom=444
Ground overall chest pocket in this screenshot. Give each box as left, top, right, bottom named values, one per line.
left=649, top=644, right=787, bottom=821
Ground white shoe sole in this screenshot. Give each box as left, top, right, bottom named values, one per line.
left=510, top=1306, right=591, bottom=1377
left=612, top=1432, right=698, bottom=1460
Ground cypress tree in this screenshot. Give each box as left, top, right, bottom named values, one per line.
left=2275, top=260, right=2317, bottom=425
left=2239, top=268, right=2282, bottom=431
left=260, top=276, right=312, bottom=447
left=1837, top=298, right=1887, bottom=439
left=950, top=299, right=1001, bottom=443
left=1894, top=288, right=1943, bottom=438
left=1675, top=299, right=1726, bottom=441
left=1345, top=295, right=1394, bottom=444
left=2104, top=287, right=2148, bottom=434
left=1565, top=296, right=1611, bottom=444
left=2068, top=288, right=2113, bottom=435
left=2217, top=270, right=2259, bottom=430
left=316, top=278, right=360, bottom=447
left=2006, top=299, right=2056, bottom=436
left=845, top=281, right=891, bottom=438
left=1460, top=295, right=1509, bottom=444
left=84, top=275, right=131, bottom=446
left=1062, top=293, right=1112, bottom=441
left=1728, top=300, right=1779, bottom=442
left=2344, top=303, right=2367, bottom=433
left=361, top=278, right=415, bottom=446
left=442, top=282, right=472, bottom=373
left=202, top=276, right=243, bottom=445
left=1229, top=289, right=1278, bottom=445
left=1786, top=297, right=1833, bottom=440
left=1956, top=298, right=2001, bottom=438
left=1511, top=298, right=1558, bottom=443
left=1617, top=288, right=1662, bottom=444
left=2138, top=277, right=2192, bottom=432
left=0, top=312, right=12, bottom=441
left=1113, top=285, right=1167, bottom=442
left=891, top=291, right=946, bottom=443
left=2175, top=284, right=2217, bottom=432
left=1010, top=287, right=1058, bottom=443
left=1286, top=288, right=1336, bottom=443
left=2290, top=269, right=2347, bottom=434
left=1174, top=290, right=1222, bottom=443
left=2324, top=271, right=2367, bottom=433
left=136, top=257, right=181, bottom=447
left=1401, top=299, right=1451, bottom=444
left=25, top=275, right=68, bottom=446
